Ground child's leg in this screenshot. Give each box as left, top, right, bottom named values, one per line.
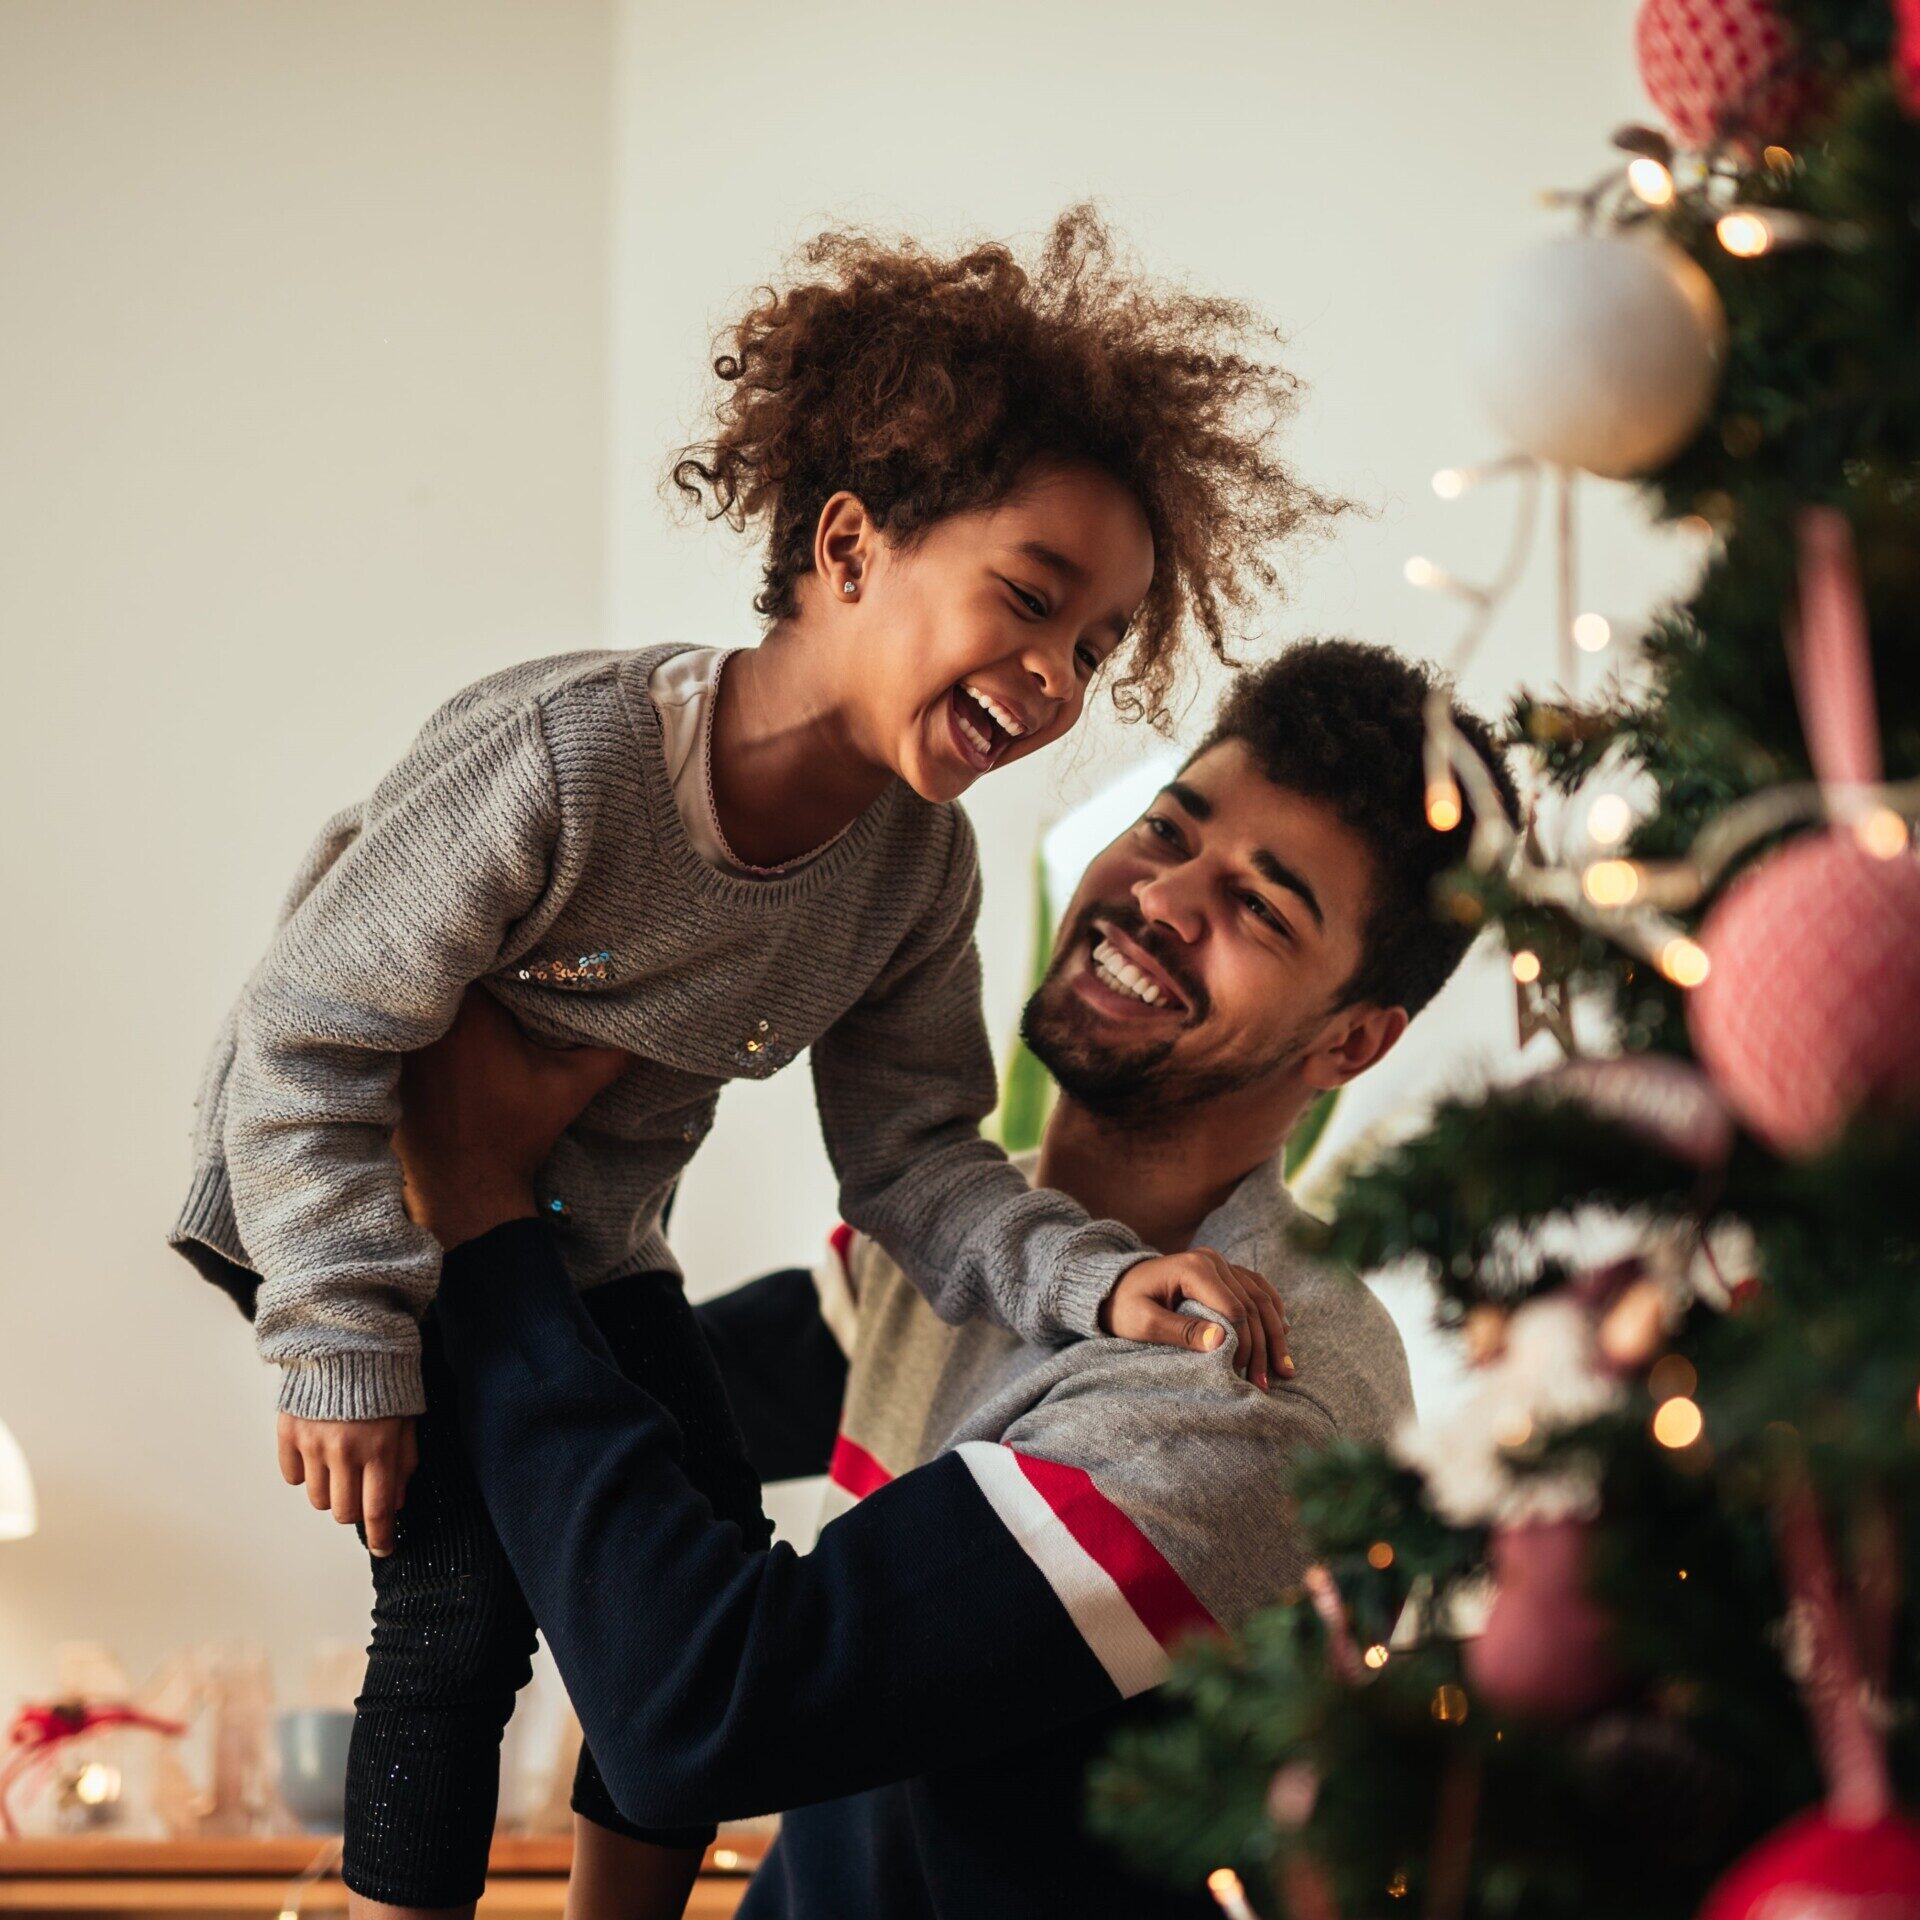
left=559, top=1271, right=775, bottom=1920
left=342, top=1314, right=538, bottom=1917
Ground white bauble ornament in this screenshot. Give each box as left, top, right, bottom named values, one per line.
left=1468, top=233, right=1726, bottom=479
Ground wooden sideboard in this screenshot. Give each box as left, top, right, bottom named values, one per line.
left=0, top=1835, right=764, bottom=1917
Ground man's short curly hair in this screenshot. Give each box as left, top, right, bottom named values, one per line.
left=1198, top=640, right=1520, bottom=1017
left=671, top=206, right=1344, bottom=725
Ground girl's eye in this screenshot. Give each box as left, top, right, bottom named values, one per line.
left=1076, top=643, right=1102, bottom=674
left=1009, top=584, right=1047, bottom=618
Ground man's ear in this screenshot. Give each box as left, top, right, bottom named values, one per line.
left=1302, top=1003, right=1409, bottom=1091
left=813, top=491, right=876, bottom=602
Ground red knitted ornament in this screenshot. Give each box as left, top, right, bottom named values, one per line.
left=1697, top=1808, right=1920, bottom=1920
left=1688, top=835, right=1920, bottom=1156
left=1896, top=0, right=1920, bottom=115
left=1635, top=0, right=1820, bottom=147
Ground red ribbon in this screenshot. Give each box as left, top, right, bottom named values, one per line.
left=0, top=1701, right=186, bottom=1839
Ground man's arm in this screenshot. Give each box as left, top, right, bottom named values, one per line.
left=692, top=1268, right=847, bottom=1484
left=435, top=1218, right=1138, bottom=1830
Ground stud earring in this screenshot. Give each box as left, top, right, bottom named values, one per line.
left=842, top=580, right=858, bottom=596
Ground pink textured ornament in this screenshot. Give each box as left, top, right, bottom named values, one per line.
left=1464, top=1518, right=1621, bottom=1722
left=1688, top=836, right=1920, bottom=1155
left=1635, top=0, right=1819, bottom=147
left=1897, top=0, right=1920, bottom=116
left=1698, top=1809, right=1920, bottom=1920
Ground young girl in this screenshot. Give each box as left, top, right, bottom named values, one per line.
left=170, top=208, right=1333, bottom=1920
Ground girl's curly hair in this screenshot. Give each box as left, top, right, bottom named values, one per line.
left=671, top=206, right=1345, bottom=725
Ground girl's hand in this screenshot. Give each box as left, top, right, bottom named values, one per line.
left=276, top=1413, right=418, bottom=1557
left=1099, top=1252, right=1294, bottom=1390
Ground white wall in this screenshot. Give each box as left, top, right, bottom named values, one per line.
left=1, top=0, right=1711, bottom=1739
left=0, top=1, right=614, bottom=1708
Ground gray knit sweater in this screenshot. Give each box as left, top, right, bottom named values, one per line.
left=171, top=644, right=1151, bottom=1422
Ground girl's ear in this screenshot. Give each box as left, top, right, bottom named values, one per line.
left=814, top=491, right=876, bottom=603
left=1302, top=1002, right=1409, bottom=1092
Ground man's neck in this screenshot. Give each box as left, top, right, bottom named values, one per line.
left=1033, top=1094, right=1293, bottom=1253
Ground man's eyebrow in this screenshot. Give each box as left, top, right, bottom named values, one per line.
left=1016, top=539, right=1090, bottom=588
left=1162, top=781, right=1212, bottom=821
left=1252, top=849, right=1324, bottom=930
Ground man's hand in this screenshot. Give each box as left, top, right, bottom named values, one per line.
left=394, top=987, right=630, bottom=1249
left=276, top=1413, right=418, bottom=1557
left=1100, top=1251, right=1294, bottom=1390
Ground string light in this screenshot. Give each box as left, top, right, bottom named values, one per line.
left=1426, top=781, right=1464, bottom=832
left=1716, top=211, right=1774, bottom=258
left=72, top=1763, right=119, bottom=1807
left=1582, top=859, right=1642, bottom=908
left=1855, top=807, right=1910, bottom=859
left=1367, top=1540, right=1396, bottom=1570
left=1762, top=144, right=1795, bottom=173
left=1586, top=794, right=1633, bottom=846
left=1658, top=937, right=1711, bottom=988
left=1492, top=1407, right=1534, bottom=1449
left=1207, top=1868, right=1259, bottom=1920
left=1405, top=555, right=1443, bottom=589
left=1653, top=1397, right=1704, bottom=1448
left=1363, top=1643, right=1391, bottom=1670
left=1387, top=1870, right=1410, bottom=1899
left=1433, top=468, right=1468, bottom=500
left=1572, top=612, right=1612, bottom=653
left=1511, top=949, right=1542, bottom=985
left=1430, top=1684, right=1470, bottom=1724
left=1626, top=156, right=1675, bottom=206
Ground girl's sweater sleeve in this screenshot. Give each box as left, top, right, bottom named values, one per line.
left=225, top=706, right=562, bottom=1422
left=807, top=812, right=1150, bottom=1345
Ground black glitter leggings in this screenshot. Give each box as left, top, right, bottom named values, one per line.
left=341, top=1269, right=771, bottom=1908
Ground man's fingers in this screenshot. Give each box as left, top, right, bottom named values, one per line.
left=329, top=1460, right=364, bottom=1528
left=277, top=1426, right=305, bottom=1487
left=304, top=1456, right=332, bottom=1514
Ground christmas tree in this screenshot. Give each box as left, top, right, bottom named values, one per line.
left=1091, top=5, right=1920, bottom=1916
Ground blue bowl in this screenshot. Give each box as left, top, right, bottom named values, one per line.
left=275, top=1708, right=354, bottom=1834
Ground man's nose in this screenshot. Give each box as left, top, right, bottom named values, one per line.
left=1132, top=869, right=1205, bottom=948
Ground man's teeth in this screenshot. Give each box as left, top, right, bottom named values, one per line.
left=962, top=683, right=1028, bottom=739
left=1092, top=937, right=1166, bottom=1006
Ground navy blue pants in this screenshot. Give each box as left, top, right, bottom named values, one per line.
left=339, top=1269, right=770, bottom=1907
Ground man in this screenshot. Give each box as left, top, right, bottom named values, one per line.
left=399, top=640, right=1516, bottom=1918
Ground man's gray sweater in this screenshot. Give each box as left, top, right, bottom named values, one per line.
left=171, top=644, right=1150, bottom=1422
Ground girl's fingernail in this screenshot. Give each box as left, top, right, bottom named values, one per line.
left=1256, top=1372, right=1270, bottom=1390
left=1281, top=1355, right=1297, bottom=1377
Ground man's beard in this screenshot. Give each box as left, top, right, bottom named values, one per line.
left=1019, top=903, right=1306, bottom=1133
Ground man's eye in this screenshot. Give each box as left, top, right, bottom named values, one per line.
left=1242, top=893, right=1290, bottom=937
left=1142, top=814, right=1180, bottom=845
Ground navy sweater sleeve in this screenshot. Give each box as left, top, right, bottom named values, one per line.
left=692, top=1269, right=846, bottom=1484
left=434, top=1220, right=1119, bottom=1830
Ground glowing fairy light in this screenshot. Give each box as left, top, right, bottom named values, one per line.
left=1627, top=156, right=1675, bottom=206
left=1511, top=949, right=1542, bottom=985
left=72, top=1763, right=119, bottom=1807
left=1582, top=859, right=1642, bottom=908
left=1430, top=1684, right=1469, bottom=1724
left=1649, top=1354, right=1698, bottom=1402
left=1208, top=1868, right=1259, bottom=1920
left=1404, top=555, right=1443, bottom=590
left=1586, top=793, right=1633, bottom=847
left=1363, top=1643, right=1390, bottom=1670
left=1432, top=468, right=1467, bottom=500
left=1426, top=781, right=1464, bottom=832
left=1658, top=937, right=1711, bottom=988
left=1717, top=211, right=1774, bottom=257
left=1367, top=1540, right=1395, bottom=1570
left=1572, top=612, right=1612, bottom=652
left=1653, top=1397, right=1704, bottom=1449
left=1855, top=808, right=1910, bottom=859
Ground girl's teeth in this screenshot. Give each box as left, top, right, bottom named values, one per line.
left=956, top=708, right=992, bottom=758
left=963, top=684, right=1027, bottom=738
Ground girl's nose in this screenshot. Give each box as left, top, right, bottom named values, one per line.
left=1021, top=636, right=1077, bottom=707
